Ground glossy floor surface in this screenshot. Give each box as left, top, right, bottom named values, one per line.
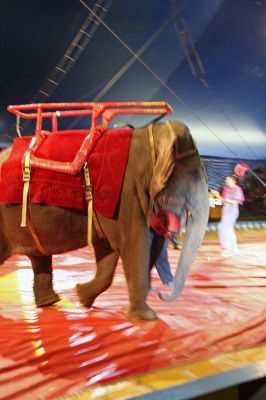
left=0, top=236, right=265, bottom=399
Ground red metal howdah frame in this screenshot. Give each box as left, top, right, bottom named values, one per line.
left=8, top=102, right=173, bottom=175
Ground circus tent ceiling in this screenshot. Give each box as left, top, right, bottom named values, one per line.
left=0, top=0, right=266, bottom=160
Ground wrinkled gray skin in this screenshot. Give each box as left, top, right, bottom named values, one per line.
left=0, top=121, right=209, bottom=320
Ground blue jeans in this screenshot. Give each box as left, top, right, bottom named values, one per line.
left=154, top=240, right=174, bottom=285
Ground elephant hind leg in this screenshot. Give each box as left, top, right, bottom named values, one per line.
left=0, top=249, right=10, bottom=265
left=29, top=255, right=60, bottom=307
left=0, top=231, right=11, bottom=265
left=77, top=239, right=118, bottom=308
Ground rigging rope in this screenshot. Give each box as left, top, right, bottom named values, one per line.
left=78, top=0, right=241, bottom=158
left=169, top=3, right=261, bottom=160
left=32, top=0, right=113, bottom=103
left=15, top=0, right=113, bottom=138
left=68, top=7, right=177, bottom=129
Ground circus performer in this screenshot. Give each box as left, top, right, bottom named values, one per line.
left=212, top=176, right=245, bottom=257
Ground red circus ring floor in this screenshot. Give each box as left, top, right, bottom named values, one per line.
left=0, top=233, right=265, bottom=400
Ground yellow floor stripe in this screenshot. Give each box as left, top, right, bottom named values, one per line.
left=53, top=297, right=79, bottom=310
left=0, top=269, right=79, bottom=309
left=0, top=271, right=22, bottom=303
left=203, top=229, right=266, bottom=241
left=62, top=345, right=266, bottom=400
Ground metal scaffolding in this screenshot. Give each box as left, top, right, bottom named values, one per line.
left=32, top=0, right=113, bottom=103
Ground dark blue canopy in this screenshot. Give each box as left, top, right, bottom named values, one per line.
left=1, top=0, right=265, bottom=161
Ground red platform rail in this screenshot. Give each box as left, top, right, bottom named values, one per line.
left=8, top=101, right=173, bottom=134
left=7, top=102, right=173, bottom=174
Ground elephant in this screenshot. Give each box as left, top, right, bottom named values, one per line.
left=0, top=120, right=209, bottom=320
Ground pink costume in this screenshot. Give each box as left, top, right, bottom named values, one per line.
left=218, top=185, right=245, bottom=256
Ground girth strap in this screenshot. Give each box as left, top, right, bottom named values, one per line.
left=83, top=162, right=93, bottom=247
left=176, top=149, right=197, bottom=160
left=28, top=200, right=46, bottom=255
left=83, top=162, right=105, bottom=246
left=21, top=151, right=46, bottom=254
left=21, top=151, right=31, bottom=228
left=148, top=124, right=156, bottom=168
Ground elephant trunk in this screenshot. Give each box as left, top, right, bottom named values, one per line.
left=159, top=187, right=209, bottom=302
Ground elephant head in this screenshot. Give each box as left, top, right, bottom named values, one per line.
left=136, top=120, right=209, bottom=302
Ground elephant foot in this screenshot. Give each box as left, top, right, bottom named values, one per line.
left=127, top=305, right=157, bottom=321
left=76, top=282, right=96, bottom=308
left=33, top=273, right=60, bottom=307
left=35, top=292, right=60, bottom=307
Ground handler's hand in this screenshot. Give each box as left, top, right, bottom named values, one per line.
left=210, top=189, right=220, bottom=198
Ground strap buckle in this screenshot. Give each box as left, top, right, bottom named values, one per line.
left=23, top=166, right=31, bottom=182
left=22, top=151, right=31, bottom=182
left=83, top=162, right=93, bottom=201
left=84, top=184, right=93, bottom=201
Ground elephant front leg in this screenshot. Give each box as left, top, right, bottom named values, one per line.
left=76, top=239, right=119, bottom=308
left=121, top=237, right=157, bottom=321
left=30, top=255, right=60, bottom=307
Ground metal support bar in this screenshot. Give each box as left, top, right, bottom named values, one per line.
left=7, top=101, right=173, bottom=174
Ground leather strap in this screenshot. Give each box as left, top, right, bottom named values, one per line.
left=28, top=198, right=46, bottom=255
left=176, top=149, right=197, bottom=160
left=83, top=162, right=93, bottom=247
left=83, top=163, right=105, bottom=244
left=148, top=124, right=156, bottom=168
left=21, top=151, right=31, bottom=227
left=21, top=150, right=46, bottom=254
left=92, top=212, right=105, bottom=240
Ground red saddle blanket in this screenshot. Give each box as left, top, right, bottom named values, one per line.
left=0, top=128, right=133, bottom=218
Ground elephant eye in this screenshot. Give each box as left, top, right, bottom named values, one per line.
left=189, top=169, right=201, bottom=182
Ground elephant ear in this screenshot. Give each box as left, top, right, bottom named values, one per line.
left=137, top=121, right=177, bottom=224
